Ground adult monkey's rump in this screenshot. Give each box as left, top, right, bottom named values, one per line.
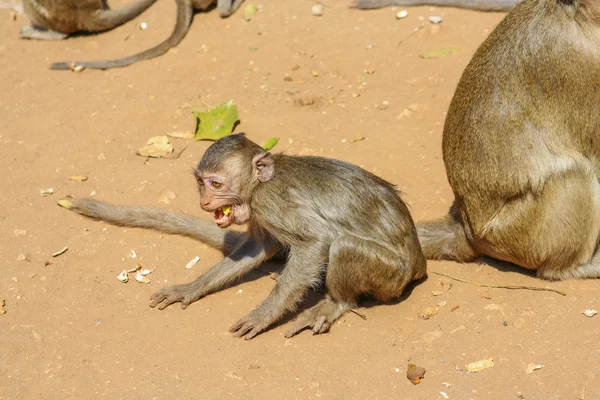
left=417, top=0, right=600, bottom=280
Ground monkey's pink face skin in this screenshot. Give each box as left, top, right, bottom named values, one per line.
left=211, top=203, right=251, bottom=228
left=195, top=174, right=252, bottom=228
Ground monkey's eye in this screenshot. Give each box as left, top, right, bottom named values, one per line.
left=197, top=179, right=204, bottom=186
left=211, top=181, right=222, bottom=189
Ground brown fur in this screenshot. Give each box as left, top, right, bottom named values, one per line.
left=58, top=133, right=426, bottom=339
left=20, top=0, right=157, bottom=40
left=417, top=0, right=600, bottom=281
left=48, top=0, right=244, bottom=70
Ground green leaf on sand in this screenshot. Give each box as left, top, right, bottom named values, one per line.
left=242, top=3, right=257, bottom=21
left=420, top=47, right=460, bottom=59
left=194, top=100, right=239, bottom=141
left=263, top=137, right=279, bottom=151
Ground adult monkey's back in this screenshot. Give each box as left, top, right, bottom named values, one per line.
left=50, top=0, right=244, bottom=70
left=417, top=0, right=600, bottom=280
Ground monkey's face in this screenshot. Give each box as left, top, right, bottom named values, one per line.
left=194, top=171, right=251, bottom=228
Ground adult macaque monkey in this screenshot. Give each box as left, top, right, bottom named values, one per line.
left=19, top=0, right=159, bottom=40
left=57, top=133, right=426, bottom=339
left=49, top=0, right=244, bottom=70
left=352, top=0, right=522, bottom=12
left=417, top=0, right=600, bottom=280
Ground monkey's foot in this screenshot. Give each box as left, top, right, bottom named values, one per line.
left=20, top=25, right=67, bottom=40
left=149, top=283, right=201, bottom=310
left=230, top=309, right=274, bottom=340
left=284, top=297, right=349, bottom=338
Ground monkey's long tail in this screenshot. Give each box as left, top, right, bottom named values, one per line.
left=351, top=0, right=521, bottom=12
left=57, top=197, right=245, bottom=254
left=415, top=211, right=479, bottom=262
left=49, top=0, right=193, bottom=70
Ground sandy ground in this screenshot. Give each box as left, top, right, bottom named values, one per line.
left=1, top=1, right=599, bottom=399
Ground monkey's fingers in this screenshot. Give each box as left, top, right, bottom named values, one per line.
left=284, top=314, right=326, bottom=338
left=230, top=315, right=266, bottom=340
left=149, top=287, right=188, bottom=310
left=312, top=316, right=330, bottom=335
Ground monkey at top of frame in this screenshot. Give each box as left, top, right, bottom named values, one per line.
left=57, top=132, right=427, bottom=339
left=18, top=0, right=244, bottom=70
left=416, top=0, right=600, bottom=281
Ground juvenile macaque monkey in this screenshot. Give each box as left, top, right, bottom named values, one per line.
left=352, top=0, right=521, bottom=12
left=19, top=0, right=158, bottom=40
left=49, top=0, right=244, bottom=70
left=58, top=133, right=426, bottom=339
left=417, top=0, right=600, bottom=280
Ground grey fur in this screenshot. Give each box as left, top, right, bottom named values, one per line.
left=352, top=0, right=521, bottom=12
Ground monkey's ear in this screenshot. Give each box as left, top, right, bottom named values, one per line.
left=253, top=152, right=275, bottom=182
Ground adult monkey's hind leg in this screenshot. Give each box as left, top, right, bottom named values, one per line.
left=20, top=25, right=67, bottom=40
left=472, top=166, right=600, bottom=281
left=284, top=235, right=426, bottom=338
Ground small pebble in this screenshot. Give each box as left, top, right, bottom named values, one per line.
left=140, top=22, right=148, bottom=30
left=396, top=10, right=408, bottom=19
left=428, top=16, right=443, bottom=24
left=93, top=318, right=102, bottom=326
left=366, top=44, right=374, bottom=50
left=312, top=4, right=323, bottom=16
left=503, top=321, right=508, bottom=326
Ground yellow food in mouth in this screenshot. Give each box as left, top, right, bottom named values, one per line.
left=222, top=206, right=232, bottom=216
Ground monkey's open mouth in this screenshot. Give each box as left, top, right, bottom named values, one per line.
left=214, top=205, right=233, bottom=227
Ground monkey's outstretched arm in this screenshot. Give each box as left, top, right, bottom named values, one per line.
left=230, top=246, right=326, bottom=340
left=149, top=237, right=281, bottom=309
left=57, top=197, right=246, bottom=254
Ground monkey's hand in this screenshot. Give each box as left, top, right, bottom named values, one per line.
left=229, top=308, right=275, bottom=340
left=149, top=283, right=201, bottom=310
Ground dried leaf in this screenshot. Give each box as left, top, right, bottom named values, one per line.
left=194, top=100, right=239, bottom=141
left=418, top=307, right=438, bottom=320
left=69, top=175, right=88, bottom=181
left=466, top=358, right=494, bottom=372
left=137, top=136, right=174, bottom=158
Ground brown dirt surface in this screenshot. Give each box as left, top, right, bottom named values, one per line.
left=1, top=1, right=598, bottom=399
